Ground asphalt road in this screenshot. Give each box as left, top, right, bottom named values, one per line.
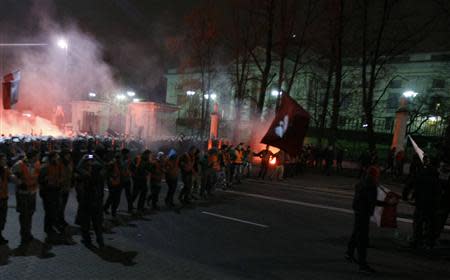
left=0, top=174, right=449, bottom=279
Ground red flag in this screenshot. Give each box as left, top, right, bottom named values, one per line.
left=2, top=70, right=21, bottom=110
left=261, top=94, right=310, bottom=155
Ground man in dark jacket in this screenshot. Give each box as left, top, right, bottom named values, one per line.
left=403, top=155, right=440, bottom=249
left=76, top=154, right=105, bottom=248
left=346, top=154, right=386, bottom=274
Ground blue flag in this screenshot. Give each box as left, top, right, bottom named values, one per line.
left=2, top=70, right=21, bottom=110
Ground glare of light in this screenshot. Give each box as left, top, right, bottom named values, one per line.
left=271, top=90, right=281, bottom=97
left=210, top=93, right=217, bottom=100
left=186, top=90, right=196, bottom=96
left=362, top=123, right=368, bottom=128
left=88, top=92, right=96, bottom=97
left=270, top=157, right=277, bottom=165
left=292, top=34, right=297, bottom=38
left=116, top=94, right=126, bottom=101
left=23, top=113, right=32, bottom=118
left=204, top=94, right=209, bottom=99
left=429, top=116, right=441, bottom=122
left=56, top=38, right=68, bottom=50
left=402, top=90, right=418, bottom=98
left=127, top=91, right=136, bottom=97
left=133, top=98, right=140, bottom=103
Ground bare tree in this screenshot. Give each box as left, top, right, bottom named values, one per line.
left=184, top=1, right=220, bottom=140
left=358, top=0, right=436, bottom=152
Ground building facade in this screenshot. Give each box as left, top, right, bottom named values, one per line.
left=165, top=51, right=450, bottom=140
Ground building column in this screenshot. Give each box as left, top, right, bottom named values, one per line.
left=391, top=97, right=409, bottom=151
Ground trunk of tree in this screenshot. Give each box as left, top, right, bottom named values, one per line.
left=317, top=58, right=334, bottom=146
left=256, top=0, right=275, bottom=116
left=328, top=0, right=344, bottom=148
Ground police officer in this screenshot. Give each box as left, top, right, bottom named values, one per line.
left=12, top=150, right=40, bottom=245
left=39, top=151, right=63, bottom=243
left=76, top=154, right=105, bottom=248
left=0, top=153, right=12, bottom=245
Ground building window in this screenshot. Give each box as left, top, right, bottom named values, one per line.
left=389, top=80, right=402, bottom=89
left=432, top=79, right=446, bottom=89
left=341, top=94, right=351, bottom=110
left=386, top=92, right=399, bottom=109
left=385, top=117, right=394, bottom=131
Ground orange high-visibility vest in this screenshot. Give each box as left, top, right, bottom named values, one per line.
left=111, top=162, right=121, bottom=187
left=19, top=161, right=40, bottom=193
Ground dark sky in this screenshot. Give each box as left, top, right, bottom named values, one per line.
left=0, top=0, right=209, bottom=101
left=0, top=0, right=448, bottom=102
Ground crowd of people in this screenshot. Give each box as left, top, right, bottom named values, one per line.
left=0, top=135, right=448, bottom=275
left=0, top=136, right=300, bottom=249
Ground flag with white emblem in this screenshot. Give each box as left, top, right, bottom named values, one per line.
left=261, top=93, right=310, bottom=155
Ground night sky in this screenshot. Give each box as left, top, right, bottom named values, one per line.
left=0, top=0, right=448, bottom=102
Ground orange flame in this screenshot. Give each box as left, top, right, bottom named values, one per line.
left=270, top=157, right=276, bottom=165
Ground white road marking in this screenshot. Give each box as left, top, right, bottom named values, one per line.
left=224, top=190, right=450, bottom=231
left=201, top=211, right=269, bottom=228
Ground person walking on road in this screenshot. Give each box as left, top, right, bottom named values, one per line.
left=346, top=153, right=390, bottom=274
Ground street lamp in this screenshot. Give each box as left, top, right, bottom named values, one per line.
left=271, top=89, right=281, bottom=97
left=186, top=90, right=196, bottom=96
left=402, top=90, right=418, bottom=98
left=127, top=91, right=136, bottom=97
left=88, top=92, right=96, bottom=98
left=116, top=93, right=127, bottom=101
left=56, top=37, right=69, bottom=50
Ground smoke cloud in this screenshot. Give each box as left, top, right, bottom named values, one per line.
left=1, top=0, right=119, bottom=135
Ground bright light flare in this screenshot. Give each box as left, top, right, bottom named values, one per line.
left=186, top=90, right=196, bottom=96
left=88, top=92, right=96, bottom=97
left=271, top=90, right=281, bottom=97
left=116, top=94, right=127, bottom=101
left=429, top=116, right=441, bottom=122
left=127, top=91, right=136, bottom=97
left=402, top=90, right=418, bottom=98
left=56, top=38, right=69, bottom=50
left=210, top=93, right=217, bottom=100
left=133, top=98, right=140, bottom=103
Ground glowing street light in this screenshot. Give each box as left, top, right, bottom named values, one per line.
left=271, top=89, right=281, bottom=97
left=127, top=91, right=136, bottom=97
left=88, top=92, right=96, bottom=98
left=56, top=38, right=69, bottom=50
left=116, top=94, right=127, bottom=101
left=210, top=93, right=217, bottom=100
left=186, top=90, right=196, bottom=96
left=402, top=90, right=418, bottom=98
